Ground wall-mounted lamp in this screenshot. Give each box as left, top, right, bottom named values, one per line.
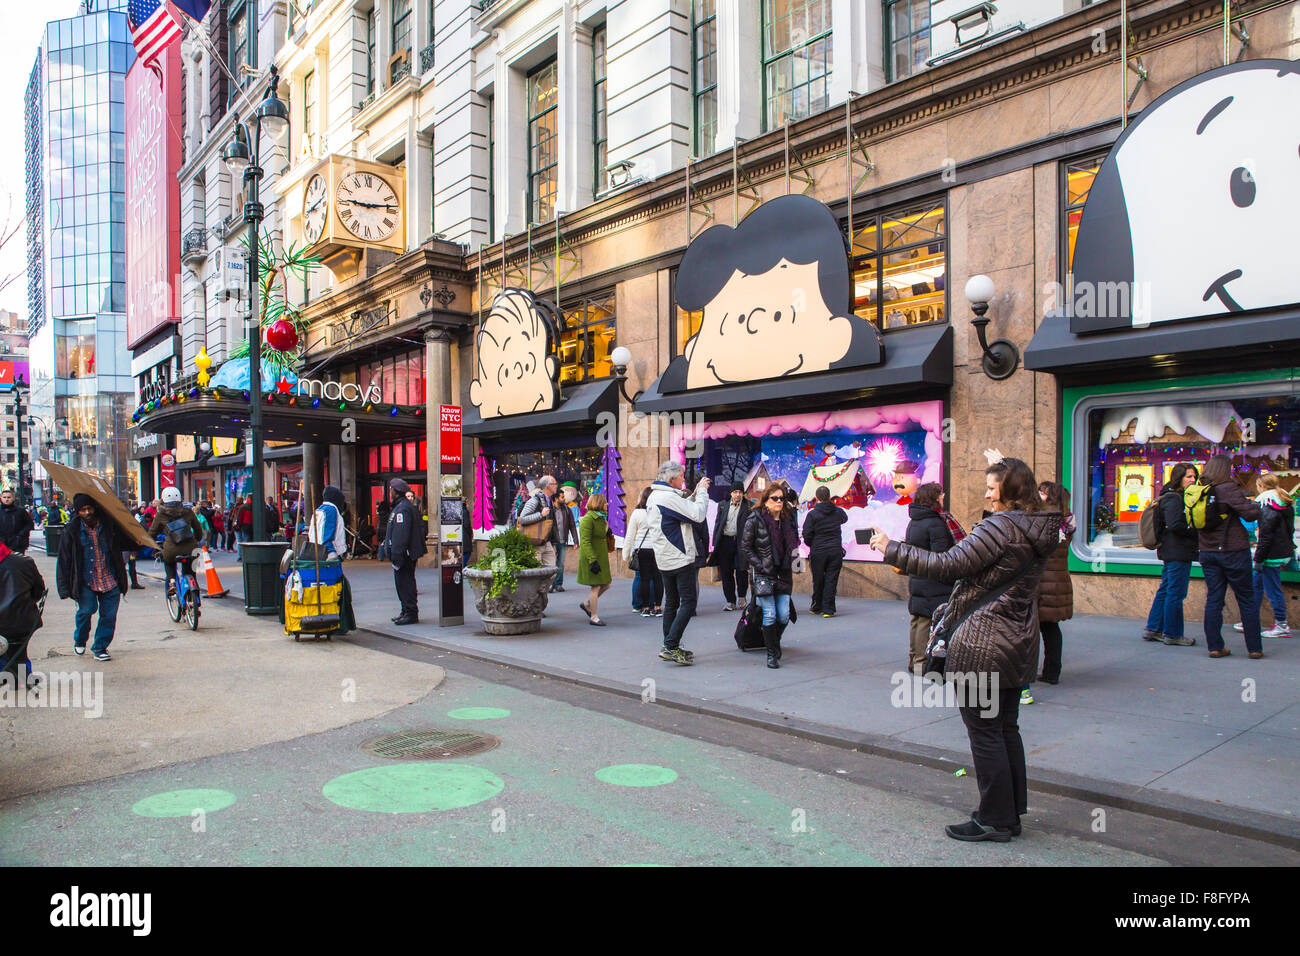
left=965, top=274, right=1020, bottom=380
left=610, top=346, right=642, bottom=404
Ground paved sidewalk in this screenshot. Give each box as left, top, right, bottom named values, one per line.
left=198, top=548, right=1300, bottom=839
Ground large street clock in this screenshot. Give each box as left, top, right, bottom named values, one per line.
left=294, top=156, right=406, bottom=280
left=336, top=171, right=401, bottom=243
left=302, top=173, right=327, bottom=246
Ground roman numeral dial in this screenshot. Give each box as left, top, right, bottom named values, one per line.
left=335, top=172, right=401, bottom=243
left=302, top=174, right=328, bottom=246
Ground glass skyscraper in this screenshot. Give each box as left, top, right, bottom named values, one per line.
left=24, top=0, right=137, bottom=502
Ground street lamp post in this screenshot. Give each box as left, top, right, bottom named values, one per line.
left=12, top=375, right=27, bottom=505
left=223, top=67, right=289, bottom=544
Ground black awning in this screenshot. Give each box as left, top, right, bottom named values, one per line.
left=1025, top=305, right=1300, bottom=376
left=136, top=395, right=425, bottom=444
left=633, top=323, right=952, bottom=416
left=462, top=378, right=620, bottom=438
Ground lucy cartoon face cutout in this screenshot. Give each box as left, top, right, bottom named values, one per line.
left=469, top=288, right=561, bottom=419
left=1070, top=60, right=1300, bottom=332
left=671, top=194, right=881, bottom=390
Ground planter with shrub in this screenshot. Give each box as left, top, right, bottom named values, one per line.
left=462, top=528, right=558, bottom=635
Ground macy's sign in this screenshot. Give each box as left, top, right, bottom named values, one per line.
left=294, top=377, right=382, bottom=404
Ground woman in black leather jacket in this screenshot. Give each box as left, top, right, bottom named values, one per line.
left=740, top=484, right=803, bottom=670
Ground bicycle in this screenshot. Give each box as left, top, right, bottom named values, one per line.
left=165, top=550, right=202, bottom=631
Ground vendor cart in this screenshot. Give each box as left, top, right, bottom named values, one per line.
left=281, top=554, right=346, bottom=642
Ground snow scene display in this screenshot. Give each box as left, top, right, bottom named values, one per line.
left=671, top=401, right=945, bottom=562
left=1085, top=393, right=1300, bottom=551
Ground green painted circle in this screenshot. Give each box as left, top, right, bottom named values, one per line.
left=132, top=789, right=237, bottom=818
left=447, top=707, right=512, bottom=720
left=595, top=764, right=679, bottom=788
left=322, top=763, right=504, bottom=813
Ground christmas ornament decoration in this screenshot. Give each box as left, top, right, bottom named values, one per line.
left=195, top=346, right=212, bottom=387
left=266, top=318, right=299, bottom=352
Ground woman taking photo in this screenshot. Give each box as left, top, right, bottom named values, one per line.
left=1032, top=481, right=1075, bottom=694
left=740, top=484, right=803, bottom=669
left=1143, top=463, right=1199, bottom=646
left=870, top=457, right=1061, bottom=843
left=578, top=493, right=613, bottom=626
left=623, top=486, right=662, bottom=617
left=1244, top=473, right=1295, bottom=638
left=1196, top=456, right=1263, bottom=658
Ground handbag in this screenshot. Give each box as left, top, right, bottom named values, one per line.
left=733, top=598, right=765, bottom=651
left=520, top=517, right=554, bottom=545
left=606, top=530, right=616, bottom=553
left=924, top=559, right=1038, bottom=677
left=627, top=527, right=649, bottom=572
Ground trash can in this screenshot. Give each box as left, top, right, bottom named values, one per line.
left=44, top=525, right=65, bottom=557
left=241, top=541, right=288, bottom=616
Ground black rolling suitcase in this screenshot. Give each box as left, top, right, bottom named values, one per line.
left=733, top=598, right=765, bottom=651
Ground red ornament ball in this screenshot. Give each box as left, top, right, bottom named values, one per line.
left=265, top=319, right=299, bottom=352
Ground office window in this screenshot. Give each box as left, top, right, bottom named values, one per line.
left=391, top=0, right=412, bottom=83
left=593, top=27, right=607, bottom=194
left=885, top=0, right=930, bottom=82
left=762, top=0, right=832, bottom=131
left=486, top=96, right=495, bottom=241
left=303, top=70, right=316, bottom=147
left=1062, top=154, right=1106, bottom=277
left=228, top=1, right=254, bottom=87
left=366, top=7, right=377, bottom=95
left=558, top=292, right=616, bottom=385
left=692, top=0, right=718, bottom=157
left=527, top=60, right=559, bottom=224
left=849, top=197, right=947, bottom=329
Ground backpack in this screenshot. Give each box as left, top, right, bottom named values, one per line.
left=1184, top=483, right=1226, bottom=532
left=166, top=516, right=197, bottom=546
left=1138, top=499, right=1164, bottom=549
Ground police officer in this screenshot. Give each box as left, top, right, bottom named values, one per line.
left=383, top=478, right=425, bottom=624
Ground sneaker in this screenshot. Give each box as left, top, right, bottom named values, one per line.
left=722, top=603, right=736, bottom=612
left=944, top=815, right=1012, bottom=843
left=73, top=644, right=86, bottom=656
left=1263, top=623, right=1291, bottom=638
left=640, top=609, right=651, bottom=617
left=653, top=609, right=663, bottom=617
left=822, top=612, right=835, bottom=618
left=1233, top=622, right=1244, bottom=632
left=1020, top=689, right=1034, bottom=705
left=658, top=646, right=693, bottom=665
left=92, top=651, right=111, bottom=662
left=1141, top=629, right=1164, bottom=642
left=1163, top=634, right=1196, bottom=646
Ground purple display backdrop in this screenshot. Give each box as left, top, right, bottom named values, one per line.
left=604, top=444, right=625, bottom=537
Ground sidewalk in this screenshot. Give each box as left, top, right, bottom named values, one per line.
left=200, top=548, right=1300, bottom=841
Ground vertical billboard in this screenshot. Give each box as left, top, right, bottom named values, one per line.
left=125, top=43, right=183, bottom=349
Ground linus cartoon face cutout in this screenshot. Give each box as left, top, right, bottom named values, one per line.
left=667, top=194, right=882, bottom=391
left=1070, top=60, right=1300, bottom=332
left=469, top=288, right=562, bottom=419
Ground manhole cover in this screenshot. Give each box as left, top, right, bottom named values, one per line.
left=361, top=729, right=502, bottom=760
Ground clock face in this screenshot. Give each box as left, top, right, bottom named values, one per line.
left=302, top=174, right=327, bottom=245
left=336, top=171, right=401, bottom=243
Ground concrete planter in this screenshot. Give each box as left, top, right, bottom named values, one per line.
left=463, top=565, right=559, bottom=635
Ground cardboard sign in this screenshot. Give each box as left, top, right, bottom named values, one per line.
left=440, top=405, right=462, bottom=465
left=38, top=458, right=155, bottom=549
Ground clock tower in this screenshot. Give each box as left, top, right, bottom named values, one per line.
left=294, top=156, right=407, bottom=280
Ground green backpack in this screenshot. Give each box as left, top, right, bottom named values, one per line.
left=1184, top=483, right=1225, bottom=532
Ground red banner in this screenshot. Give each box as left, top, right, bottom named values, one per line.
left=125, top=43, right=183, bottom=350
left=440, top=405, right=462, bottom=466
left=160, top=450, right=176, bottom=490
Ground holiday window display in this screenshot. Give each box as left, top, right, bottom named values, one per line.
left=478, top=443, right=626, bottom=533
left=672, top=400, right=945, bottom=563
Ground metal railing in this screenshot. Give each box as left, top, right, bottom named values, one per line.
left=181, top=228, right=207, bottom=261
left=419, top=43, right=435, bottom=74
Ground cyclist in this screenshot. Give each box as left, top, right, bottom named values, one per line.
left=148, top=487, right=203, bottom=595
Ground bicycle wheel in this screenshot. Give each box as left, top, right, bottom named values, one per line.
left=166, top=579, right=181, bottom=622
left=185, top=591, right=200, bottom=630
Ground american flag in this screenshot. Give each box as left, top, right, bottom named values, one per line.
left=127, top=0, right=182, bottom=81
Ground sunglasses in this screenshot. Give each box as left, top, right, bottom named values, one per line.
left=767, top=495, right=784, bottom=502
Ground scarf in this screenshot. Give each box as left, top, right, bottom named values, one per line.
left=941, top=511, right=967, bottom=542
left=761, top=509, right=797, bottom=568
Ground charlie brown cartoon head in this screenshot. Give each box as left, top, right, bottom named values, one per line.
left=675, top=194, right=879, bottom=390
left=469, top=288, right=560, bottom=419
left=892, top=460, right=920, bottom=500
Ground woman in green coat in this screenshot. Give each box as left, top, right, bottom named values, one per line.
left=577, top=493, right=613, bottom=626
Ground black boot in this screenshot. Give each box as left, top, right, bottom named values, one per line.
left=774, top=621, right=787, bottom=661
left=762, top=625, right=780, bottom=668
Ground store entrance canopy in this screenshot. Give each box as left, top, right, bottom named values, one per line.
left=136, top=393, right=426, bottom=444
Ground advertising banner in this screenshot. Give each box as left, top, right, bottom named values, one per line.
left=125, top=44, right=183, bottom=349
left=160, top=450, right=176, bottom=489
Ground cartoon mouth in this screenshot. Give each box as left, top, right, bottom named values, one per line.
left=706, top=354, right=805, bottom=385
left=1203, top=269, right=1244, bottom=312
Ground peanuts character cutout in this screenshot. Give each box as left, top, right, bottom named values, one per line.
left=469, top=288, right=562, bottom=419
left=663, top=194, right=882, bottom=391
left=892, top=460, right=920, bottom=506
left=1070, top=60, right=1300, bottom=331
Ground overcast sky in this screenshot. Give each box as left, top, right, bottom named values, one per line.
left=0, top=3, right=81, bottom=320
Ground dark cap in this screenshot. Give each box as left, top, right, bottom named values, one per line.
left=389, top=478, right=411, bottom=496
left=73, top=493, right=96, bottom=511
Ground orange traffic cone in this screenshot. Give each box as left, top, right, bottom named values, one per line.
left=199, top=546, right=229, bottom=598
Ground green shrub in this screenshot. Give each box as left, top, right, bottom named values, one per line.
left=471, top=528, right=543, bottom=597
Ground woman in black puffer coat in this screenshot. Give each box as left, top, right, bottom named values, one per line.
left=740, top=483, right=803, bottom=670
left=903, top=483, right=955, bottom=674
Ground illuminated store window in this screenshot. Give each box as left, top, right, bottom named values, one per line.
left=527, top=60, right=559, bottom=224
left=850, top=198, right=946, bottom=330
left=1063, top=154, right=1106, bottom=275
left=692, top=0, right=718, bottom=156
left=884, top=0, right=930, bottom=82
left=559, top=292, right=616, bottom=386
left=762, top=0, right=832, bottom=131
left=488, top=446, right=603, bottom=527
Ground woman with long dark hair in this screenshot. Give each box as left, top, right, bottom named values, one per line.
left=622, top=486, right=662, bottom=617
left=740, top=483, right=802, bottom=669
left=1031, top=481, right=1075, bottom=694
left=1143, top=463, right=1199, bottom=646
left=1196, top=456, right=1263, bottom=658
left=871, top=458, right=1060, bottom=842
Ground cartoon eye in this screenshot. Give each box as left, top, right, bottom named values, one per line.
left=774, top=310, right=782, bottom=322
left=1229, top=166, right=1255, bottom=207
left=513, top=361, right=524, bottom=379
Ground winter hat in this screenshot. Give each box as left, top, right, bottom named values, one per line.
left=323, top=486, right=346, bottom=510
left=72, top=493, right=95, bottom=511
left=389, top=478, right=411, bottom=496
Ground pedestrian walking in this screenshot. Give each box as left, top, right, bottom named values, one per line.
left=740, top=483, right=803, bottom=668
left=802, top=484, right=847, bottom=617
left=624, top=486, right=662, bottom=616
left=549, top=483, right=579, bottom=593
left=644, top=461, right=710, bottom=664
left=237, top=496, right=254, bottom=544
left=711, top=485, right=750, bottom=611
left=517, top=475, right=564, bottom=571
left=1143, top=463, right=1200, bottom=646
left=902, top=482, right=955, bottom=674
left=1234, top=472, right=1294, bottom=639
left=1033, top=481, right=1075, bottom=694
left=56, top=493, right=129, bottom=662
left=0, top=489, right=34, bottom=553
left=383, top=478, right=425, bottom=624
left=1195, top=456, right=1263, bottom=658
left=0, top=539, right=46, bottom=688
left=872, top=457, right=1060, bottom=842
left=577, top=493, right=613, bottom=626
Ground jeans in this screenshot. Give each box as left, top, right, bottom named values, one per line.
left=959, top=686, right=1026, bottom=829
left=660, top=565, right=698, bottom=649
left=809, top=552, right=843, bottom=613
left=1200, top=550, right=1261, bottom=653
left=757, top=592, right=791, bottom=626
left=1145, top=560, right=1192, bottom=639
left=1253, top=565, right=1287, bottom=624
left=554, top=542, right=567, bottom=588
left=633, top=550, right=662, bottom=609
left=75, top=586, right=121, bottom=653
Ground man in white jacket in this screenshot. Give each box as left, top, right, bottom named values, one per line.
left=644, top=460, right=710, bottom=664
